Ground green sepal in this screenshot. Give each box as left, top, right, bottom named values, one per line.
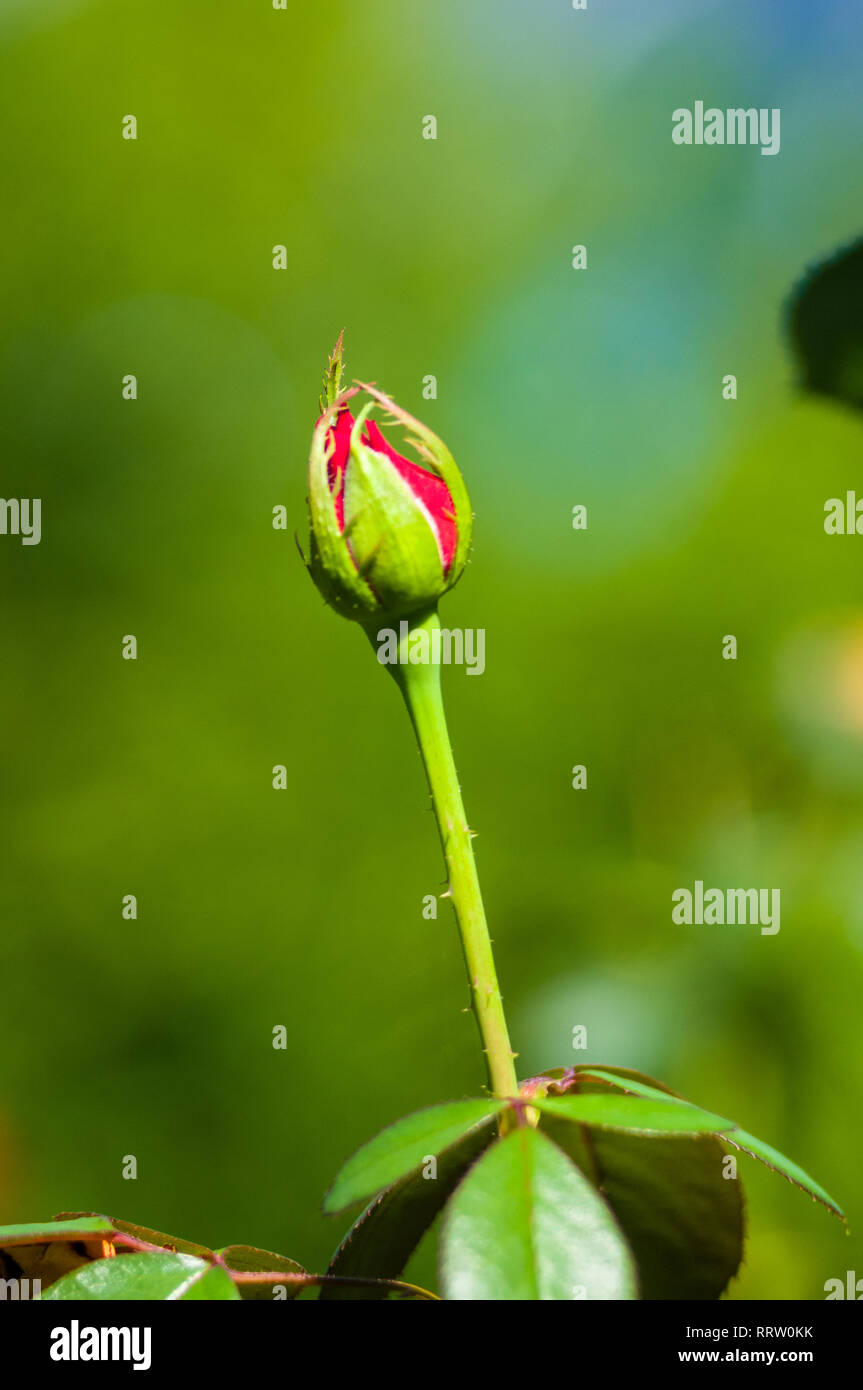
left=342, top=404, right=448, bottom=616
left=357, top=382, right=473, bottom=591
left=306, top=387, right=382, bottom=622
left=320, top=328, right=345, bottom=412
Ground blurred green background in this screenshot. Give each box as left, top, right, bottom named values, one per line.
left=2, top=0, right=862, bottom=1298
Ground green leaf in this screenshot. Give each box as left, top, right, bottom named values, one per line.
left=41, top=1252, right=240, bottom=1301
left=218, top=1245, right=307, bottom=1301
left=0, top=1214, right=311, bottom=1301
left=55, top=1211, right=214, bottom=1260
left=218, top=1243, right=305, bottom=1275
left=536, top=1093, right=735, bottom=1135
left=541, top=1114, right=743, bottom=1300
left=0, top=1217, right=115, bottom=1246
left=321, top=1118, right=495, bottom=1299
left=174, top=1263, right=241, bottom=1301
left=0, top=1212, right=220, bottom=1295
left=578, top=1067, right=696, bottom=1101
left=725, top=1129, right=844, bottom=1218
left=440, top=1127, right=637, bottom=1301
left=324, top=1099, right=503, bottom=1214
left=0, top=1217, right=119, bottom=1292
left=578, top=1066, right=844, bottom=1220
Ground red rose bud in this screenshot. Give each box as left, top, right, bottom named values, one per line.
left=304, top=340, right=472, bottom=623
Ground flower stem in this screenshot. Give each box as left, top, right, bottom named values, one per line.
left=370, top=607, right=519, bottom=1102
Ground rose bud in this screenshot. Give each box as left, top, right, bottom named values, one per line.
left=303, top=336, right=472, bottom=623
